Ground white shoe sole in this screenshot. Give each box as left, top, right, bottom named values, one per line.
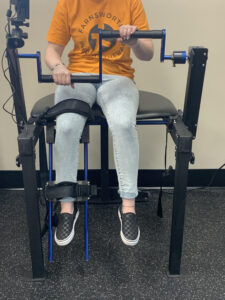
left=118, top=208, right=140, bottom=246
left=54, top=209, right=80, bottom=246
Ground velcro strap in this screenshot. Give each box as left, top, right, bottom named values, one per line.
left=45, top=181, right=97, bottom=202
left=37, top=99, right=92, bottom=123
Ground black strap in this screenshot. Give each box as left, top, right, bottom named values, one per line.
left=29, top=98, right=92, bottom=124
left=44, top=99, right=91, bottom=120
left=45, top=181, right=97, bottom=202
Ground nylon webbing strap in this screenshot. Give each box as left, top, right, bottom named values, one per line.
left=45, top=181, right=97, bottom=202
left=44, top=99, right=91, bottom=120
left=29, top=98, right=92, bottom=124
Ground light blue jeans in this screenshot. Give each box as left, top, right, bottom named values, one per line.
left=54, top=74, right=139, bottom=202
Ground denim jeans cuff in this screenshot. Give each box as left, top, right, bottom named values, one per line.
left=60, top=197, right=75, bottom=203
left=119, top=191, right=138, bottom=199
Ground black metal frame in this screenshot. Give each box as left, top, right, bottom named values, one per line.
left=168, top=47, right=208, bottom=274
left=87, top=47, right=208, bottom=276
left=6, top=45, right=207, bottom=279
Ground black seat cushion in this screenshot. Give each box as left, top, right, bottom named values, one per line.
left=31, top=91, right=177, bottom=121
left=31, top=94, right=55, bottom=119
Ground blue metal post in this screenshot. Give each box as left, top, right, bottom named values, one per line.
left=48, top=143, right=53, bottom=262
left=84, top=143, right=89, bottom=261
left=35, top=51, right=42, bottom=82
left=98, top=29, right=103, bottom=83
left=160, top=29, right=166, bottom=62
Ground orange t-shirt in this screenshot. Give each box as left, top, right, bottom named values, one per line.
left=47, top=0, right=149, bottom=79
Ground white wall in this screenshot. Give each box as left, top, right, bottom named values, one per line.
left=0, top=0, right=225, bottom=171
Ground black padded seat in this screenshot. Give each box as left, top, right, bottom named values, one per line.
left=137, top=91, right=177, bottom=119
left=31, top=93, right=55, bottom=119
left=31, top=91, right=178, bottom=121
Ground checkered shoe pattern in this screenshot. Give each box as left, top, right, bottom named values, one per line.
left=118, top=206, right=140, bottom=246
left=54, top=207, right=79, bottom=246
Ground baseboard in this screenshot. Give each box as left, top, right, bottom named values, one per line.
left=0, top=169, right=225, bottom=189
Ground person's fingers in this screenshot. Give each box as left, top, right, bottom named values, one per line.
left=63, top=73, right=71, bottom=85
left=61, top=73, right=66, bottom=85
left=66, top=73, right=71, bottom=85
left=52, top=68, right=71, bottom=85
left=126, top=27, right=133, bottom=39
left=119, top=25, right=127, bottom=39
left=119, top=25, right=138, bottom=41
left=53, top=73, right=60, bottom=85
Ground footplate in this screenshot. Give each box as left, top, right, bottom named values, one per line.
left=45, top=181, right=97, bottom=202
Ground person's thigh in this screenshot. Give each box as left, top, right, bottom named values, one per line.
left=96, top=75, right=139, bottom=198
left=55, top=82, right=97, bottom=107
left=97, top=75, right=139, bottom=127
left=54, top=81, right=97, bottom=183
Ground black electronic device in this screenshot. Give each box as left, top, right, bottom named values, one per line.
left=11, top=0, right=29, bottom=21
left=7, top=0, right=30, bottom=48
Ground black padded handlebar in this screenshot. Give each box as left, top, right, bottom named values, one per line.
left=101, top=30, right=164, bottom=39
left=40, top=75, right=101, bottom=83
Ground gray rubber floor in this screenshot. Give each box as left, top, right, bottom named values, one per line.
left=0, top=189, right=225, bottom=300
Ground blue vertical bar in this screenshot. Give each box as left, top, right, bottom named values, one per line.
left=98, top=29, right=103, bottom=83
left=48, top=143, right=53, bottom=262
left=36, top=51, right=42, bottom=82
left=84, top=143, right=89, bottom=261
left=160, top=29, right=166, bottom=62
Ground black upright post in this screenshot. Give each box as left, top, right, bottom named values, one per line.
left=18, top=124, right=45, bottom=279
left=169, top=118, right=193, bottom=275
left=168, top=47, right=208, bottom=274
left=182, top=47, right=208, bottom=138
left=100, top=122, right=110, bottom=201
left=6, top=6, right=46, bottom=279
left=7, top=46, right=45, bottom=279
left=39, top=128, right=49, bottom=188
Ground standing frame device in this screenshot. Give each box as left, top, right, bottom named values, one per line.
left=4, top=0, right=208, bottom=279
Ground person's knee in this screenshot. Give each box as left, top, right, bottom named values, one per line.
left=57, top=119, right=73, bottom=136
left=56, top=113, right=84, bottom=137
left=110, top=116, right=136, bottom=135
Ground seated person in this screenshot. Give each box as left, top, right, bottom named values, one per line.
left=45, top=0, right=154, bottom=247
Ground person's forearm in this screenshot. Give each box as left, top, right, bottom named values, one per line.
left=44, top=43, right=72, bottom=86
left=131, top=39, right=154, bottom=61
left=45, top=46, right=64, bottom=71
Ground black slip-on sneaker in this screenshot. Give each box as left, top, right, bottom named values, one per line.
left=118, top=206, right=140, bottom=246
left=54, top=207, right=79, bottom=246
